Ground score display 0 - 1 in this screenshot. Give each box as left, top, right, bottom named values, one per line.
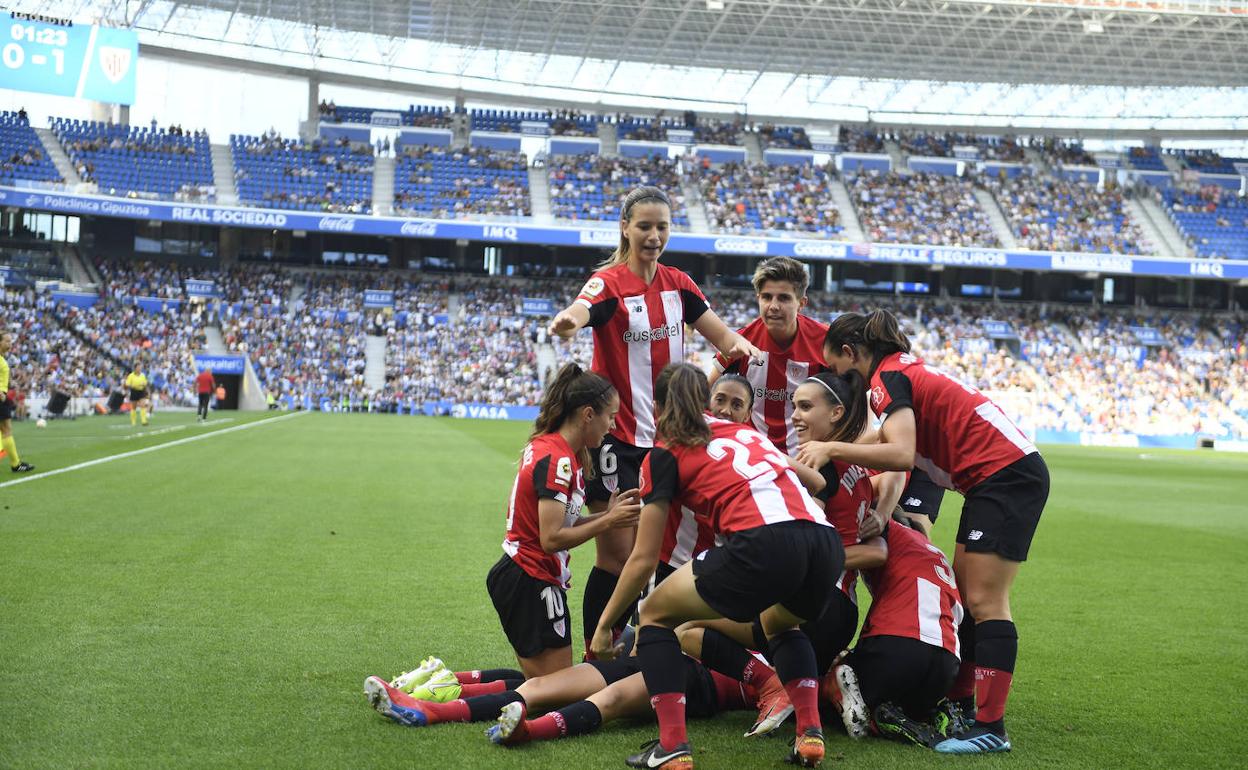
left=2, top=19, right=137, bottom=105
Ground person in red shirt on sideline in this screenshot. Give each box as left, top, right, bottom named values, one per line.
left=591, top=364, right=842, bottom=769
left=711, top=257, right=828, bottom=456
left=548, top=186, right=762, bottom=660
left=195, top=368, right=215, bottom=422
left=797, top=309, right=1049, bottom=755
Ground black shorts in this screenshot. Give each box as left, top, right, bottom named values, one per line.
left=586, top=434, right=648, bottom=504
left=956, top=453, right=1050, bottom=562
left=842, top=635, right=959, bottom=719
left=653, top=560, right=677, bottom=586
left=0, top=399, right=13, bottom=420
left=485, top=555, right=572, bottom=659
left=129, top=389, right=148, bottom=403
left=752, top=588, right=858, bottom=676
left=692, top=520, right=844, bottom=624
left=900, top=468, right=946, bottom=521
left=583, top=655, right=718, bottom=718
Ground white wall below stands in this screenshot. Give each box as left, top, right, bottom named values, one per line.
left=364, top=336, right=387, bottom=392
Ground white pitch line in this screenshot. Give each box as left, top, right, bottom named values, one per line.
left=0, top=411, right=308, bottom=489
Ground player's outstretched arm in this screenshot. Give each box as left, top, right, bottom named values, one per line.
left=548, top=304, right=590, bottom=339
left=692, top=309, right=762, bottom=364
left=590, top=500, right=667, bottom=660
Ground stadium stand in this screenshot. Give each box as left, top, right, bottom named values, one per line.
left=839, top=127, right=886, bottom=153
left=1162, top=182, right=1248, bottom=260
left=986, top=174, right=1148, bottom=254
left=470, top=108, right=549, bottom=133
left=1178, top=150, right=1245, bottom=176
left=614, top=114, right=682, bottom=141
left=848, top=171, right=999, bottom=247
left=52, top=119, right=214, bottom=200
left=231, top=132, right=373, bottom=213
left=757, top=124, right=811, bottom=150
left=319, top=101, right=451, bottom=127
left=689, top=160, right=842, bottom=236
left=0, top=111, right=61, bottom=186
left=547, top=154, right=689, bottom=227
left=550, top=111, right=600, bottom=137
left=392, top=146, right=530, bottom=219
left=2, top=288, right=116, bottom=401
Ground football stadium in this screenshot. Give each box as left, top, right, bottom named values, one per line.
left=2, top=0, right=1247, bottom=767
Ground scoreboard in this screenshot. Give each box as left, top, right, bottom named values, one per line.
left=1, top=18, right=137, bottom=105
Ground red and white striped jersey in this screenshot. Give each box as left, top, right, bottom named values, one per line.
left=575, top=263, right=709, bottom=448
left=640, top=418, right=832, bottom=536
left=714, top=314, right=828, bottom=455
left=658, top=503, right=717, bottom=570
left=816, top=460, right=874, bottom=603
left=860, top=523, right=964, bottom=658
left=870, top=352, right=1037, bottom=494
left=501, top=433, right=586, bottom=589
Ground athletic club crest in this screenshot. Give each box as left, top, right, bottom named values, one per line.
left=98, top=47, right=133, bottom=84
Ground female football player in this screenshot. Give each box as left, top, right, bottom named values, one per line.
left=484, top=363, right=641, bottom=679
left=547, top=186, right=762, bottom=658
left=591, top=363, right=842, bottom=769
left=797, top=309, right=1049, bottom=754
left=826, top=513, right=962, bottom=749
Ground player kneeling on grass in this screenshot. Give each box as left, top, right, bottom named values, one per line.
left=591, top=364, right=844, bottom=769
left=825, top=512, right=965, bottom=749
left=484, top=363, right=642, bottom=679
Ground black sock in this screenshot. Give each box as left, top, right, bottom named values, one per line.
left=581, top=566, right=619, bottom=642
left=768, top=629, right=817, bottom=683
left=974, top=620, right=1018, bottom=674
left=698, top=628, right=755, bottom=681
left=556, top=700, right=603, bottom=737
left=465, top=691, right=524, bottom=722
left=478, top=668, right=524, bottom=683
left=637, top=625, right=686, bottom=696
left=500, top=678, right=524, bottom=690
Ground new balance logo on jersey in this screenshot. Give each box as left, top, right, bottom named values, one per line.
left=967, top=530, right=984, bottom=541
left=905, top=497, right=923, bottom=507
left=623, top=322, right=680, bottom=343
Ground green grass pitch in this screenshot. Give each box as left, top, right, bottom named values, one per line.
left=2, top=411, right=1247, bottom=768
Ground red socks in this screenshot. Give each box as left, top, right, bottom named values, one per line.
left=975, top=667, right=1013, bottom=725
left=459, top=681, right=507, bottom=697
left=949, top=660, right=977, bottom=700
left=783, top=678, right=821, bottom=734
left=417, top=698, right=470, bottom=724
left=742, top=658, right=776, bottom=689
left=525, top=711, right=567, bottom=741
left=651, top=692, right=688, bottom=748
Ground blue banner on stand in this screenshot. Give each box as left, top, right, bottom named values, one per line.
left=521, top=297, right=556, bottom=316
left=5, top=185, right=1248, bottom=283
left=363, top=290, right=395, bottom=309
left=1130, top=326, right=1166, bottom=346
left=981, top=320, right=1019, bottom=339
left=185, top=279, right=217, bottom=297
left=50, top=290, right=99, bottom=308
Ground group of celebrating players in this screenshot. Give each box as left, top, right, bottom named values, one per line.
left=362, top=186, right=1050, bottom=768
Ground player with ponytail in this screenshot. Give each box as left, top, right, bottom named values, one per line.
left=547, top=186, right=762, bottom=661
left=797, top=309, right=1050, bottom=755
left=591, top=363, right=842, bottom=769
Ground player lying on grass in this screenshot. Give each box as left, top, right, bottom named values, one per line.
left=826, top=511, right=966, bottom=749
left=485, top=362, right=641, bottom=679
left=363, top=652, right=756, bottom=740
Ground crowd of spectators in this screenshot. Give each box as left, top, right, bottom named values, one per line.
left=233, top=131, right=373, bottom=214
left=690, top=161, right=841, bottom=236
left=896, top=131, right=1026, bottom=162
left=849, top=171, right=1000, bottom=247
left=1, top=288, right=116, bottom=402
left=757, top=125, right=811, bottom=150
left=548, top=154, right=688, bottom=226
left=393, top=146, right=530, bottom=219
left=986, top=175, right=1148, bottom=254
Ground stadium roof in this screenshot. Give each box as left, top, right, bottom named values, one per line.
left=170, top=0, right=1247, bottom=88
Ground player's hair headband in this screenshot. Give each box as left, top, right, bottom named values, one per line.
left=623, top=189, right=670, bottom=219
left=804, top=376, right=843, bottom=407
